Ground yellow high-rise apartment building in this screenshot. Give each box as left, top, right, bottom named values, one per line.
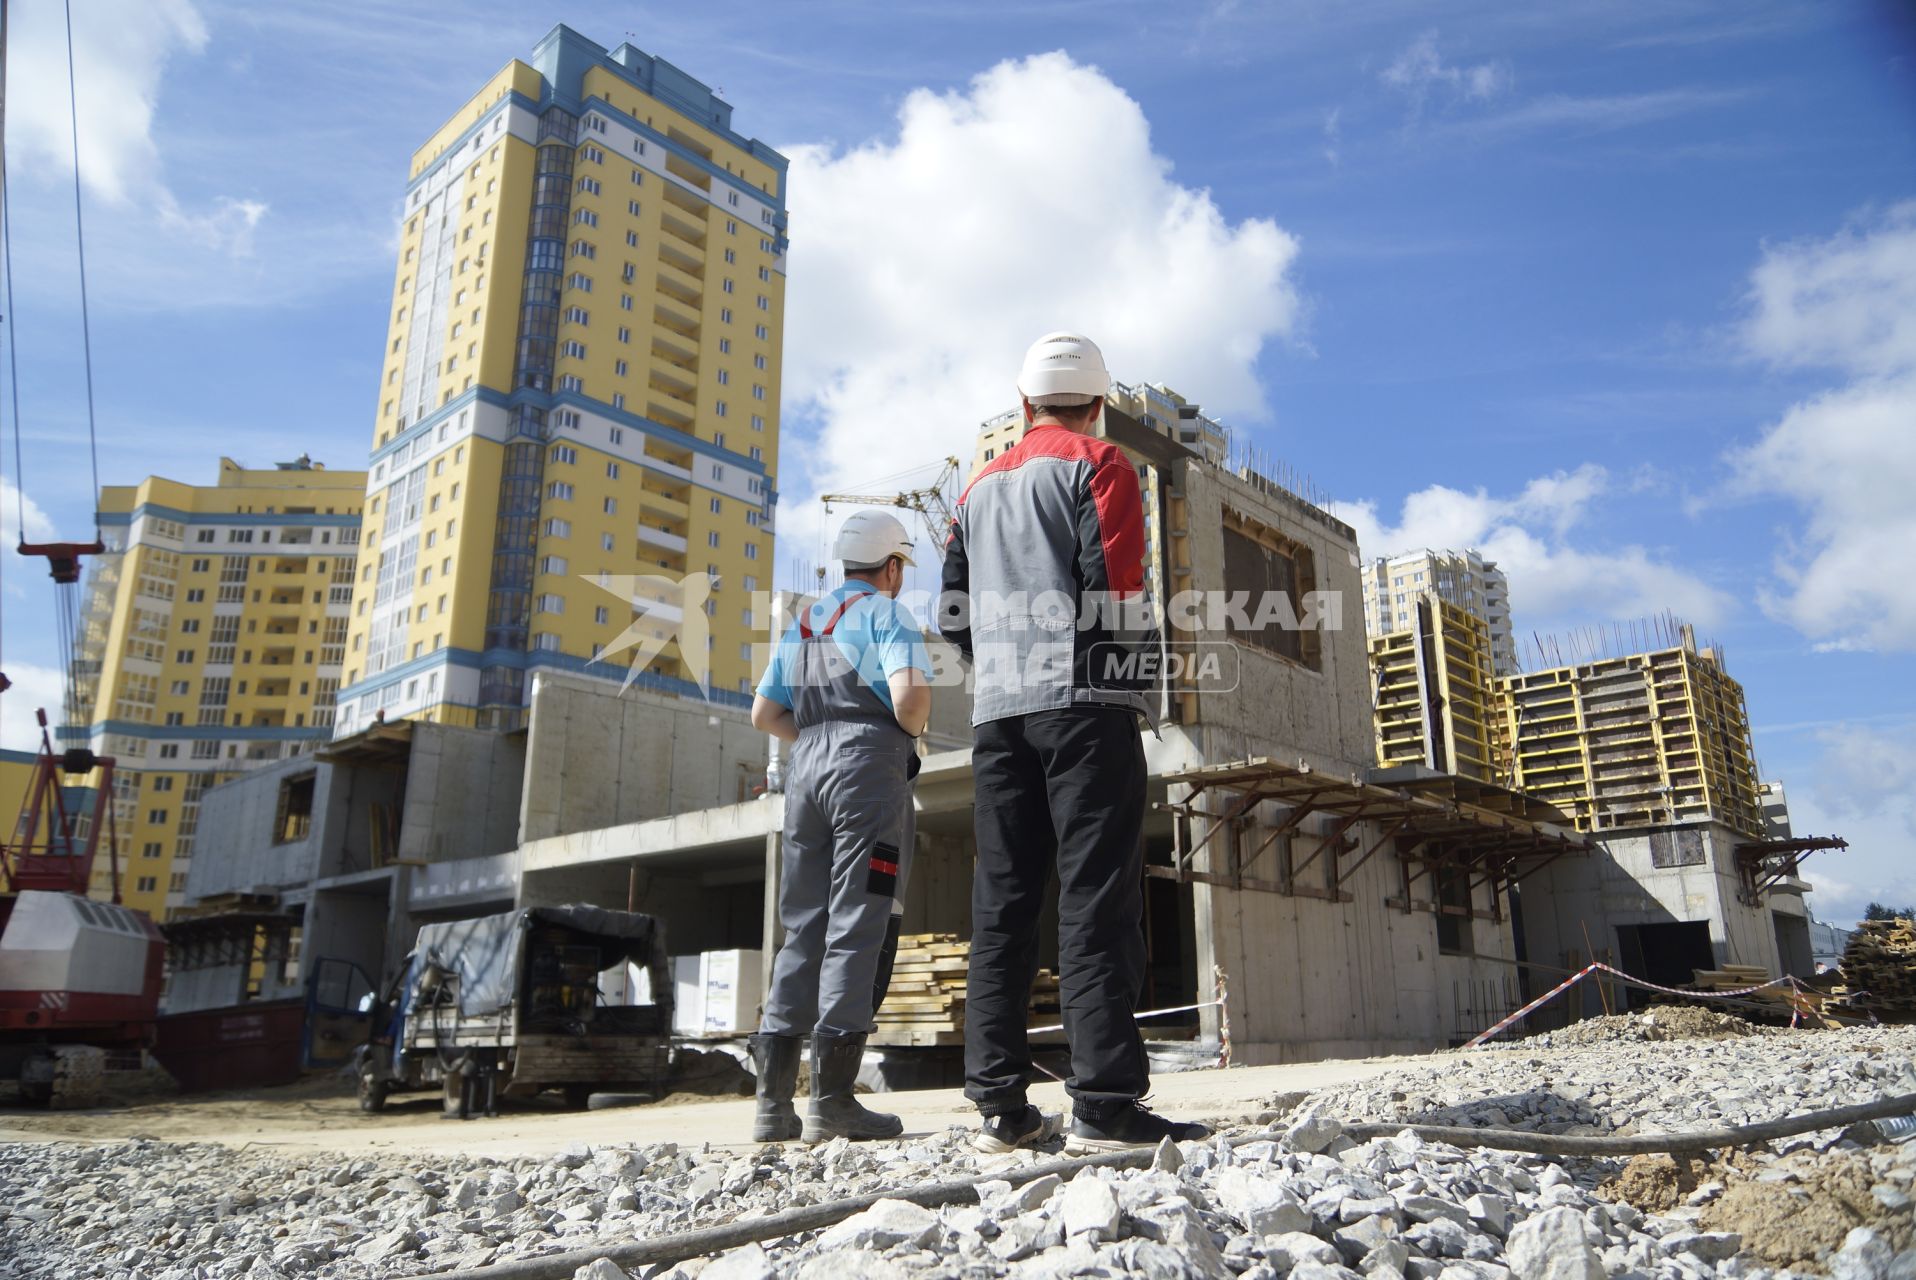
left=63, top=459, right=365, bottom=920
left=337, top=26, right=787, bottom=735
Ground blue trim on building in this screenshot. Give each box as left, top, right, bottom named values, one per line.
left=406, top=40, right=790, bottom=221
left=56, top=722, right=331, bottom=744
left=338, top=643, right=751, bottom=711
left=96, top=504, right=360, bottom=529
left=369, top=384, right=773, bottom=484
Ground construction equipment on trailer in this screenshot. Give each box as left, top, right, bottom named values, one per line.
left=355, top=905, right=676, bottom=1119
left=0, top=718, right=164, bottom=1107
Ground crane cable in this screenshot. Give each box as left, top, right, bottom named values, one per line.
left=61, top=0, right=103, bottom=541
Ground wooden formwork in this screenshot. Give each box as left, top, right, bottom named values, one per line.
left=1496, top=646, right=1763, bottom=837
left=1367, top=594, right=1499, bottom=782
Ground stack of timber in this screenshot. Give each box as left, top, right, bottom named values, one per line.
left=1688, top=963, right=1841, bottom=1027
left=873, top=933, right=1061, bottom=1047
left=1831, top=918, right=1916, bottom=1022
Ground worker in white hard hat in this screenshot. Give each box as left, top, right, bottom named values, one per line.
left=746, top=509, right=932, bottom=1141
left=939, top=332, right=1210, bottom=1154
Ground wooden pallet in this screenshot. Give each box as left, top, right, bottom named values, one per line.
left=1831, top=918, right=1916, bottom=1020
left=872, top=934, right=1062, bottom=1041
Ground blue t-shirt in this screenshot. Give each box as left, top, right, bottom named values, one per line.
left=755, top=583, right=931, bottom=711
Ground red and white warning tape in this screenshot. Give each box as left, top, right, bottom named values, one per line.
left=1464, top=961, right=1833, bottom=1049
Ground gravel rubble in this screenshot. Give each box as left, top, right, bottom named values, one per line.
left=2, top=1023, right=1912, bottom=1280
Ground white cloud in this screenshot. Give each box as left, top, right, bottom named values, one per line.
left=780, top=52, right=1303, bottom=521
left=1786, top=724, right=1916, bottom=928
left=0, top=475, right=58, bottom=547
left=5, top=0, right=264, bottom=255
left=0, top=663, right=66, bottom=754
left=1730, top=203, right=1916, bottom=652
left=1340, top=464, right=1734, bottom=632
left=1381, top=31, right=1512, bottom=116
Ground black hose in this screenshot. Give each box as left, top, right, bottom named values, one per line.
left=407, top=1091, right=1916, bottom=1280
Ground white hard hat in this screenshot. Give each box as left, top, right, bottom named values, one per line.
left=1017, top=331, right=1111, bottom=405
left=833, top=510, right=917, bottom=570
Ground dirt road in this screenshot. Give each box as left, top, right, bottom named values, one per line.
left=0, top=1056, right=1403, bottom=1158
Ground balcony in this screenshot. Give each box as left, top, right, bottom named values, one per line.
left=637, top=524, right=689, bottom=553
left=654, top=301, right=700, bottom=341
left=639, top=487, right=690, bottom=521
left=647, top=399, right=695, bottom=432
left=661, top=181, right=708, bottom=217
left=653, top=331, right=699, bottom=367
left=656, top=266, right=702, bottom=308
left=659, top=210, right=706, bottom=249
left=657, top=240, right=704, bottom=278
left=650, top=359, right=697, bottom=399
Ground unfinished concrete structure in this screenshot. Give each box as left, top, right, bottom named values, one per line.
left=515, top=397, right=1592, bottom=1063
left=1361, top=548, right=1516, bottom=677
left=1368, top=594, right=1501, bottom=784
left=171, top=720, right=526, bottom=1011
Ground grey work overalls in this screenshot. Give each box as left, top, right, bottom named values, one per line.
left=760, top=591, right=918, bottom=1038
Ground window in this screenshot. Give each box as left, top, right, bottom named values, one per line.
left=605, top=461, right=621, bottom=480
left=755, top=324, right=770, bottom=340
left=617, top=326, right=630, bottom=343
left=544, top=518, right=571, bottom=538
left=756, top=294, right=770, bottom=311
left=147, top=809, right=169, bottom=825
left=567, top=273, right=593, bottom=291
left=717, top=369, right=729, bottom=385
left=715, top=401, right=728, bottom=418
left=720, top=307, right=732, bottom=324
left=536, top=594, right=566, bottom=615
left=571, top=239, right=596, bottom=259
left=548, top=481, right=575, bottom=500
left=709, top=497, right=723, bottom=514
left=601, top=532, right=616, bottom=551
left=1219, top=515, right=1322, bottom=671
left=708, top=531, right=721, bottom=548
left=631, top=168, right=644, bottom=185
left=615, top=359, right=628, bottom=377
left=754, top=354, right=768, bottom=370
left=561, top=340, right=587, bottom=359
left=551, top=445, right=578, bottom=465
left=273, top=774, right=317, bottom=844
left=540, top=555, right=569, bottom=575
left=602, top=497, right=617, bottom=514
left=560, top=375, right=582, bottom=392
left=722, top=278, right=734, bottom=294
left=582, top=144, right=605, bottom=164
left=745, top=543, right=759, bottom=561
left=719, top=338, right=731, bottom=354
left=577, top=176, right=601, bottom=195
left=575, top=209, right=599, bottom=227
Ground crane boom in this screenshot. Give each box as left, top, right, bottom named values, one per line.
left=819, top=456, right=962, bottom=560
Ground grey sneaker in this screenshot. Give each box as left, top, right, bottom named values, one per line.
left=974, top=1104, right=1062, bottom=1154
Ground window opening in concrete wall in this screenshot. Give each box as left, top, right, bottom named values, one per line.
left=1220, top=512, right=1321, bottom=670
left=274, top=773, right=317, bottom=845
left=1435, top=865, right=1474, bottom=955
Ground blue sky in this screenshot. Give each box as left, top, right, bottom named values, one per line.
left=2, top=1, right=1912, bottom=925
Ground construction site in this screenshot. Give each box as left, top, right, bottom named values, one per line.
left=2, top=16, right=1914, bottom=1280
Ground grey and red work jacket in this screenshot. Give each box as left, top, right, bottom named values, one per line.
left=938, top=421, right=1156, bottom=726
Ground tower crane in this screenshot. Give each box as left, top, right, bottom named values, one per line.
left=818, top=455, right=963, bottom=567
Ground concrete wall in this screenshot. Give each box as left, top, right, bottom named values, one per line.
left=1521, top=821, right=1783, bottom=984
left=1191, top=801, right=1521, bottom=1061
left=188, top=755, right=336, bottom=898
left=1174, top=463, right=1376, bottom=773
left=398, top=723, right=526, bottom=863
left=519, top=673, right=768, bottom=843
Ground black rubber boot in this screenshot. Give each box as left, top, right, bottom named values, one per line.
left=748, top=1033, right=803, bottom=1141
left=804, top=1032, right=901, bottom=1141
left=870, top=914, right=903, bottom=1022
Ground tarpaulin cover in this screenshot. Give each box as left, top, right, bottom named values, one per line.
left=409, top=905, right=671, bottom=1019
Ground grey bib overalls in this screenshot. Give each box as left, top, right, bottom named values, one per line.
left=760, top=592, right=917, bottom=1038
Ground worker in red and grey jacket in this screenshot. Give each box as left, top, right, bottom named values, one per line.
left=938, top=332, right=1210, bottom=1154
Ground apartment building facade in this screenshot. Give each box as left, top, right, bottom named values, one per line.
left=64, top=458, right=364, bottom=919
left=337, top=25, right=788, bottom=735
left=1361, top=548, right=1516, bottom=677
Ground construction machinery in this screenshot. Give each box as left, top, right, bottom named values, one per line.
left=355, top=904, right=676, bottom=1119
left=0, top=718, right=164, bottom=1108
left=819, top=455, right=962, bottom=566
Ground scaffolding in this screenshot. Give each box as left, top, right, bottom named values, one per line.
left=1497, top=642, right=1764, bottom=837
left=1369, top=594, right=1499, bottom=782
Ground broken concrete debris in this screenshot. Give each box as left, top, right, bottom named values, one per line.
left=1, top=1025, right=1911, bottom=1280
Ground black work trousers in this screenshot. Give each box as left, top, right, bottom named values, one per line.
left=964, top=706, right=1148, bottom=1120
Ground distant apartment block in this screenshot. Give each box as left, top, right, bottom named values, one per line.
left=972, top=380, right=1230, bottom=477
left=1361, top=548, right=1515, bottom=677
left=339, top=25, right=788, bottom=735
left=65, top=458, right=365, bottom=919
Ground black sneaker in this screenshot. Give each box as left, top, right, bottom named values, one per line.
left=973, top=1104, right=1063, bottom=1154
left=1064, top=1101, right=1210, bottom=1153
